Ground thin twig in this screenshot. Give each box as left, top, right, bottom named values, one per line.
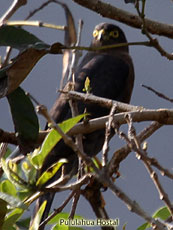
left=102, top=104, right=116, bottom=167
left=69, top=190, right=81, bottom=219
left=0, top=143, right=8, bottom=160
left=62, top=90, right=142, bottom=112
left=105, top=177, right=167, bottom=230
left=39, top=191, right=75, bottom=229
left=25, top=0, right=57, bottom=20
left=3, top=107, right=173, bottom=146
left=28, top=93, right=100, bottom=174
left=0, top=0, right=27, bottom=23
left=108, top=121, right=163, bottom=176
left=126, top=116, right=173, bottom=221
left=120, top=112, right=173, bottom=221
left=0, top=143, right=8, bottom=177
left=1, top=47, right=12, bottom=68
left=4, top=21, right=65, bottom=30
left=72, top=0, right=173, bottom=39
left=134, top=148, right=173, bottom=179
left=62, top=41, right=151, bottom=52
left=135, top=0, right=173, bottom=60
left=142, top=84, right=173, bottom=103
left=142, top=153, right=173, bottom=221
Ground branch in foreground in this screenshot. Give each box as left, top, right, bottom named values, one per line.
left=72, top=0, right=173, bottom=39
left=36, top=103, right=99, bottom=174
left=39, top=191, right=75, bottom=229
left=142, top=152, right=173, bottom=220
left=122, top=115, right=173, bottom=219
left=62, top=91, right=141, bottom=112
left=1, top=108, right=173, bottom=146
left=105, top=177, right=167, bottom=230
left=81, top=178, right=114, bottom=230
left=135, top=150, right=173, bottom=180
left=108, top=121, right=163, bottom=176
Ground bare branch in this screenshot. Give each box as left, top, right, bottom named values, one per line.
left=135, top=150, right=173, bottom=180
left=81, top=178, right=115, bottom=230
left=35, top=100, right=99, bottom=174
left=105, top=178, right=167, bottom=230
left=62, top=90, right=142, bottom=112
left=0, top=0, right=27, bottom=23
left=127, top=120, right=173, bottom=220
left=69, top=190, right=80, bottom=219
left=142, top=84, right=173, bottom=103
left=25, top=0, right=55, bottom=20
left=2, top=108, right=173, bottom=146
left=144, top=158, right=173, bottom=220
left=102, top=104, right=116, bottom=167
left=108, top=121, right=162, bottom=176
left=72, top=0, right=173, bottom=39
left=4, top=20, right=65, bottom=30
left=39, top=191, right=75, bottom=229
left=135, top=1, right=173, bottom=60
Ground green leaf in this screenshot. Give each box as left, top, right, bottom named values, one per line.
left=137, top=206, right=171, bottom=230
left=1, top=158, right=15, bottom=183
left=137, top=222, right=149, bottom=230
left=0, top=25, right=46, bottom=50
left=0, top=180, right=17, bottom=196
left=4, top=147, right=12, bottom=159
left=83, top=77, right=91, bottom=93
left=36, top=159, right=67, bottom=187
left=51, top=225, right=85, bottom=230
left=30, top=200, right=47, bottom=230
left=48, top=212, right=83, bottom=225
left=51, top=224, right=85, bottom=230
left=0, top=192, right=26, bottom=209
left=122, top=222, right=127, bottom=230
left=0, top=199, right=8, bottom=229
left=22, top=159, right=37, bottom=184
left=1, top=157, right=27, bottom=187
left=69, top=227, right=85, bottom=230
left=16, top=217, right=30, bottom=229
left=50, top=212, right=85, bottom=230
left=153, top=206, right=171, bottom=220
left=18, top=189, right=33, bottom=201
left=31, top=114, right=86, bottom=169
left=2, top=208, right=24, bottom=230
left=7, top=87, right=39, bottom=153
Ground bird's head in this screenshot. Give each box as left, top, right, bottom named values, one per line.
left=91, top=23, right=129, bottom=53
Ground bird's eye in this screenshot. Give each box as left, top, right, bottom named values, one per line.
left=109, top=30, right=119, bottom=38
left=93, top=30, right=99, bottom=38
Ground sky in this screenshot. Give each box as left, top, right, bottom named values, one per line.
left=0, top=1, right=173, bottom=229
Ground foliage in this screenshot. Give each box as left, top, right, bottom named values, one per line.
left=0, top=114, right=85, bottom=229
left=0, top=1, right=173, bottom=230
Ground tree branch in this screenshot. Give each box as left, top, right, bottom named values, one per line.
left=108, top=121, right=163, bottom=176
left=2, top=108, right=173, bottom=146
left=0, top=0, right=27, bottom=23
left=72, top=0, right=173, bottom=39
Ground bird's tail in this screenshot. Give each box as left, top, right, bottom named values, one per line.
left=31, top=192, right=55, bottom=230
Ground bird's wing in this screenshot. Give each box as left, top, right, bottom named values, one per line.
left=48, top=52, right=134, bottom=123
left=74, top=53, right=134, bottom=117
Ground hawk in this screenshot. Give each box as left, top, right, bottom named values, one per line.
left=35, top=23, right=134, bottom=228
